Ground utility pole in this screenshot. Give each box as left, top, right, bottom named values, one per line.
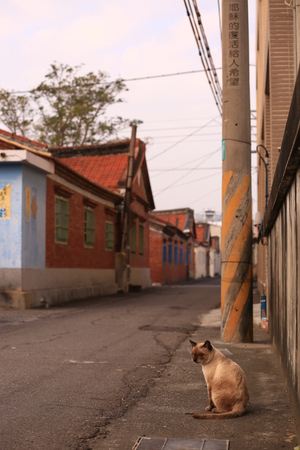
left=121, top=124, right=137, bottom=255
left=221, top=0, right=253, bottom=342
left=116, top=124, right=136, bottom=292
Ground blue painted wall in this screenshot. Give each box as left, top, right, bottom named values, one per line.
left=0, top=164, right=22, bottom=268
left=22, top=165, right=46, bottom=268
left=0, top=163, right=46, bottom=269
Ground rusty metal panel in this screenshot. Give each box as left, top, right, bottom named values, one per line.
left=133, top=437, right=230, bottom=450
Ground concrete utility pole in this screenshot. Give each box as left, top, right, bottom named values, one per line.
left=221, top=0, right=253, bottom=342
left=116, top=124, right=137, bottom=292
left=121, top=124, right=137, bottom=256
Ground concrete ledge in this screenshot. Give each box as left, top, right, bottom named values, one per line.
left=0, top=283, right=118, bottom=309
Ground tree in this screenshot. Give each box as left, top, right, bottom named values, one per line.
left=0, top=63, right=129, bottom=147
left=0, top=90, right=34, bottom=137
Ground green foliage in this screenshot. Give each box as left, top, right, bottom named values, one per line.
left=0, top=89, right=34, bottom=136
left=0, top=62, right=129, bottom=147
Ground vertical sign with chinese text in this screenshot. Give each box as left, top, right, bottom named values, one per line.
left=0, top=183, right=11, bottom=219
left=227, top=3, right=241, bottom=88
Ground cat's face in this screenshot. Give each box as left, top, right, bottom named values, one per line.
left=190, top=340, right=213, bottom=365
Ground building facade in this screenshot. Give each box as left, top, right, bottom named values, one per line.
left=256, top=0, right=300, bottom=430
left=150, top=208, right=196, bottom=280
left=0, top=133, right=154, bottom=307
left=256, top=0, right=295, bottom=294
left=149, top=216, right=189, bottom=284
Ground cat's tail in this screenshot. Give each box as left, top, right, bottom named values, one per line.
left=192, top=409, right=245, bottom=420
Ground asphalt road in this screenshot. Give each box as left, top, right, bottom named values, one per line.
left=0, top=280, right=221, bottom=450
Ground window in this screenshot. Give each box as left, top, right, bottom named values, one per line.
left=130, top=225, right=136, bottom=253
left=139, top=225, right=144, bottom=255
left=180, top=247, right=183, bottom=264
left=174, top=245, right=178, bottom=264
left=162, top=244, right=167, bottom=263
left=84, top=207, right=95, bottom=247
left=168, top=244, right=173, bottom=263
left=105, top=221, right=114, bottom=250
left=55, top=196, right=69, bottom=243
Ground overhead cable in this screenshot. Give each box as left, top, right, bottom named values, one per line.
left=147, top=116, right=218, bottom=162
left=183, top=0, right=222, bottom=116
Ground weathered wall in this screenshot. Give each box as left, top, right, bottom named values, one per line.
left=264, top=71, right=300, bottom=432
left=22, top=164, right=46, bottom=268
left=268, top=170, right=300, bottom=431
left=194, top=246, right=206, bottom=279
left=0, top=164, right=22, bottom=269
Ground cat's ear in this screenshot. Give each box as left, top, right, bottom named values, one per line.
left=189, top=340, right=197, bottom=348
left=202, top=340, right=212, bottom=351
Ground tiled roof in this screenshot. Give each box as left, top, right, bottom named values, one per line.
left=0, top=128, right=47, bottom=150
left=154, top=213, right=187, bottom=231
left=59, top=154, right=128, bottom=192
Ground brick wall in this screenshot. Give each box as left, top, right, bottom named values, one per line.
left=46, top=178, right=117, bottom=269
left=256, top=0, right=294, bottom=293
left=130, top=198, right=150, bottom=270
left=149, top=224, right=188, bottom=284
left=149, top=228, right=163, bottom=283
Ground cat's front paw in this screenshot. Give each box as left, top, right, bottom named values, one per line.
left=205, top=405, right=212, bottom=411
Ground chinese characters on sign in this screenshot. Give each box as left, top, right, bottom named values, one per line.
left=228, top=3, right=240, bottom=87
left=0, top=183, right=11, bottom=219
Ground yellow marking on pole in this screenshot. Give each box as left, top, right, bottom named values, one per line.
left=226, top=205, right=252, bottom=262
left=223, top=263, right=252, bottom=342
left=222, top=174, right=250, bottom=253
left=222, top=170, right=233, bottom=201
left=221, top=185, right=251, bottom=314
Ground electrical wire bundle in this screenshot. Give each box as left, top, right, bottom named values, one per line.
left=183, top=0, right=223, bottom=116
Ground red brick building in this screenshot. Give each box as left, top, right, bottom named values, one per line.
left=149, top=216, right=189, bottom=284
left=149, top=208, right=196, bottom=284
left=0, top=131, right=154, bottom=307
left=51, top=139, right=155, bottom=291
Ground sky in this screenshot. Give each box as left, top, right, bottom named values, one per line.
left=0, top=0, right=257, bottom=219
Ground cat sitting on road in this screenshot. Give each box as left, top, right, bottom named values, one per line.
left=189, top=339, right=249, bottom=419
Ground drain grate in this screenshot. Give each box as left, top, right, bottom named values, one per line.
left=139, top=325, right=197, bottom=334
left=133, top=437, right=230, bottom=450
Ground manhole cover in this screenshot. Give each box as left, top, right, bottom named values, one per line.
left=139, top=325, right=197, bottom=334
left=133, top=437, right=230, bottom=450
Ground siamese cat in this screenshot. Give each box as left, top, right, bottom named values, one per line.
left=189, top=339, right=249, bottom=419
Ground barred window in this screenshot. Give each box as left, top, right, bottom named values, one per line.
left=55, top=196, right=69, bottom=244
left=174, top=245, right=178, bottom=264
left=162, top=244, right=167, bottom=263
left=84, top=207, right=95, bottom=247
left=139, top=225, right=144, bottom=255
left=131, top=225, right=136, bottom=253
left=105, top=221, right=114, bottom=251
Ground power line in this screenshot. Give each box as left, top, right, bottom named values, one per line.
left=120, top=68, right=221, bottom=82
left=141, top=132, right=221, bottom=139
left=150, top=167, right=221, bottom=172
left=217, top=0, right=222, bottom=43
left=154, top=147, right=220, bottom=196
left=189, top=186, right=221, bottom=205
left=4, top=68, right=222, bottom=95
left=147, top=135, right=220, bottom=147
left=173, top=170, right=221, bottom=188
left=149, top=149, right=222, bottom=180
left=125, top=124, right=221, bottom=132
left=183, top=0, right=222, bottom=116
left=147, top=116, right=218, bottom=161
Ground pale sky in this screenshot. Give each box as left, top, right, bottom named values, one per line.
left=0, top=0, right=257, bottom=218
